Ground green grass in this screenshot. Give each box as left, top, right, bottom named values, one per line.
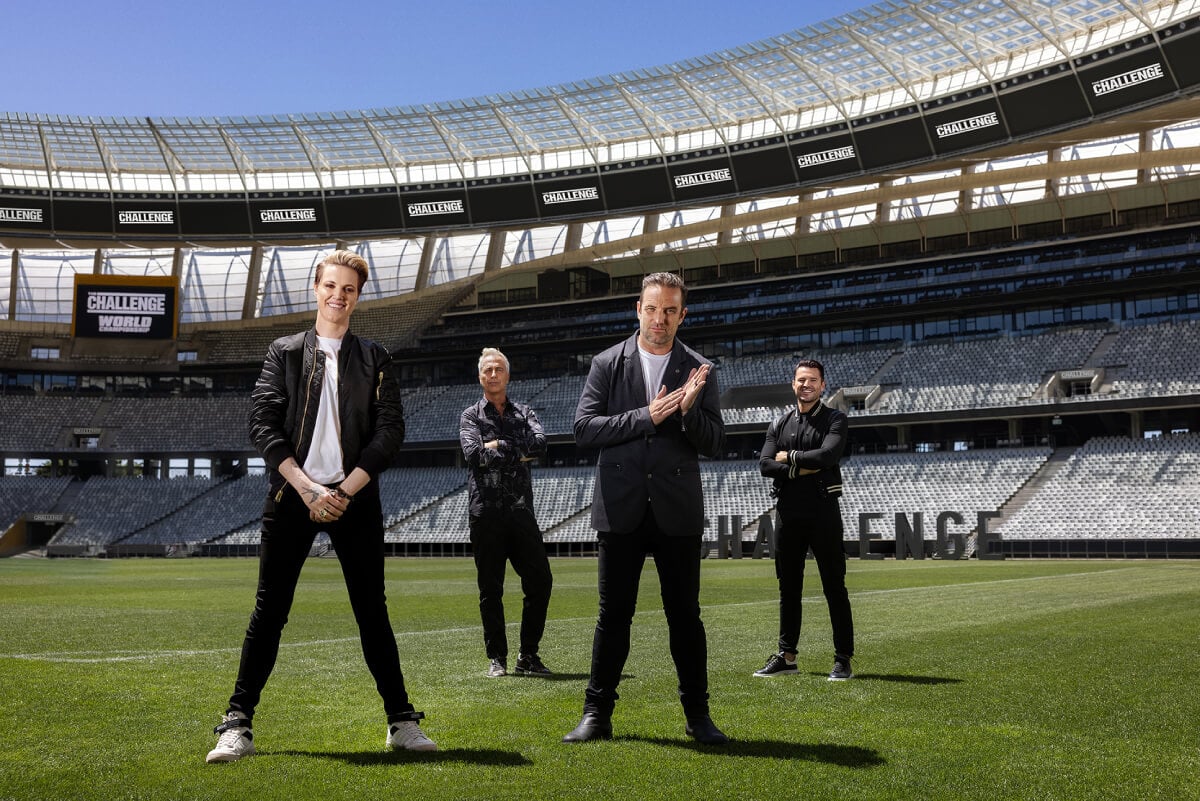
left=1, top=557, right=1197, bottom=801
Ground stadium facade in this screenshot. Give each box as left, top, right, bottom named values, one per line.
left=1, top=0, right=1198, bottom=558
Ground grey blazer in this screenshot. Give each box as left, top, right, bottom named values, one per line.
left=574, top=333, right=725, bottom=536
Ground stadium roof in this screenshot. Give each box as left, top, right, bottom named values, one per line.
left=1, top=0, right=1193, bottom=191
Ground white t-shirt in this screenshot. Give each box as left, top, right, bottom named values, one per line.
left=302, top=335, right=345, bottom=484
left=638, top=346, right=672, bottom=405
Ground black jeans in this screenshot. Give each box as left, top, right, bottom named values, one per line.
left=468, top=509, right=553, bottom=660
left=584, top=510, right=709, bottom=719
left=227, top=484, right=416, bottom=723
left=775, top=497, right=854, bottom=658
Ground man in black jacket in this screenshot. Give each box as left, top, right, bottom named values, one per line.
left=754, top=359, right=855, bottom=681
left=563, top=272, right=728, bottom=745
left=460, top=347, right=554, bottom=679
left=206, top=250, right=435, bottom=763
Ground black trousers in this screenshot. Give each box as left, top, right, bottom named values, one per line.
left=775, top=497, right=855, bottom=658
left=227, top=485, right=416, bottom=723
left=584, top=510, right=709, bottom=719
left=468, top=508, right=553, bottom=660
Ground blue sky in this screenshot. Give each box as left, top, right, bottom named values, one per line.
left=6, top=0, right=868, bottom=119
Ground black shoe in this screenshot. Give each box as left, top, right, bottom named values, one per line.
left=515, top=653, right=552, bottom=676
left=562, top=713, right=612, bottom=743
left=753, top=651, right=798, bottom=677
left=829, top=654, right=853, bottom=681
left=685, top=716, right=729, bottom=745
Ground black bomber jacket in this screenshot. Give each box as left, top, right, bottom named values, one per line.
left=248, top=328, right=405, bottom=499
left=758, top=401, right=847, bottom=513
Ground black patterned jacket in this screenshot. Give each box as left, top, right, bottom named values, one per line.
left=460, top=397, right=546, bottom=517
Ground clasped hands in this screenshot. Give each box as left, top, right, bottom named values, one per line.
left=306, top=485, right=352, bottom=523
left=649, top=364, right=710, bottom=425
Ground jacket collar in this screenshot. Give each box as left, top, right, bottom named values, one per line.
left=304, top=328, right=357, bottom=367
left=792, top=400, right=826, bottom=422
left=622, top=333, right=687, bottom=394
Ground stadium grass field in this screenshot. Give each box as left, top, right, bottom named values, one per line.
left=0, top=556, right=1196, bottom=801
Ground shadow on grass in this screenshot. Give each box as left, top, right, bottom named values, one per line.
left=807, top=672, right=962, bottom=685
left=264, top=748, right=531, bottom=766
left=620, top=735, right=885, bottom=767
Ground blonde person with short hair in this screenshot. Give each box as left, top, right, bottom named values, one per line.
left=206, top=250, right=435, bottom=762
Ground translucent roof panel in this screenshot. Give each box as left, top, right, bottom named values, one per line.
left=93, top=122, right=171, bottom=173
left=151, top=120, right=242, bottom=173
left=0, top=118, right=46, bottom=170
left=365, top=110, right=457, bottom=165
left=292, top=113, right=389, bottom=169
left=676, top=59, right=782, bottom=123
left=495, top=92, right=597, bottom=153
left=221, top=119, right=313, bottom=171
left=427, top=103, right=518, bottom=160
left=553, top=81, right=654, bottom=144
left=41, top=123, right=107, bottom=172
left=624, top=72, right=713, bottom=132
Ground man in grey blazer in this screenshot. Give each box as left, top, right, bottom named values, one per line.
left=562, top=272, right=728, bottom=745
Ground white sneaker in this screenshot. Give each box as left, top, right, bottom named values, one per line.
left=206, top=713, right=254, bottom=763
left=386, top=720, right=437, bottom=752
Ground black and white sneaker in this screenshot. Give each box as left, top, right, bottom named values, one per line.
left=753, top=652, right=798, bottom=677
left=387, top=720, right=437, bottom=752
left=487, top=658, right=507, bottom=678
left=514, top=653, right=552, bottom=676
left=828, top=655, right=853, bottom=681
left=205, top=713, right=254, bottom=763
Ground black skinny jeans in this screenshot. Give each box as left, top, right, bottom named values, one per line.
left=468, top=508, right=553, bottom=661
left=585, top=510, right=710, bottom=719
left=775, top=496, right=855, bottom=658
left=227, top=485, right=417, bottom=723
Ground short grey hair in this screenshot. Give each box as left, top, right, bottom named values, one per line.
left=478, top=347, right=510, bottom=374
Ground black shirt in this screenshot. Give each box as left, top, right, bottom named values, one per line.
left=459, top=397, right=546, bottom=517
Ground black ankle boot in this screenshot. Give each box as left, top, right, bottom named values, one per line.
left=562, top=712, right=613, bottom=743
left=685, top=715, right=729, bottom=745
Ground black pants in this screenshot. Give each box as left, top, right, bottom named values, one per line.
left=585, top=510, right=709, bottom=719
left=468, top=509, right=553, bottom=660
left=775, top=498, right=854, bottom=658
left=227, top=485, right=416, bottom=723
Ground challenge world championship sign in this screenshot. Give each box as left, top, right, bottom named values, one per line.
left=72, top=274, right=178, bottom=340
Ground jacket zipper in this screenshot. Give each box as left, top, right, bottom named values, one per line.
left=276, top=342, right=321, bottom=502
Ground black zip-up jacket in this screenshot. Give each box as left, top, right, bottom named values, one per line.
left=759, top=401, right=846, bottom=517
left=249, top=328, right=405, bottom=500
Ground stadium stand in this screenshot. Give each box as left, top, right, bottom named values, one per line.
left=0, top=396, right=103, bottom=450
left=106, top=396, right=254, bottom=451
left=118, top=474, right=265, bottom=547
left=380, top=467, right=467, bottom=528
left=870, top=329, right=1107, bottom=414
left=0, top=475, right=72, bottom=528
left=1104, top=320, right=1200, bottom=398
left=839, top=446, right=1054, bottom=541
left=386, top=488, right=470, bottom=545
left=48, top=477, right=219, bottom=553
left=10, top=433, right=1198, bottom=556
left=1001, top=434, right=1200, bottom=541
